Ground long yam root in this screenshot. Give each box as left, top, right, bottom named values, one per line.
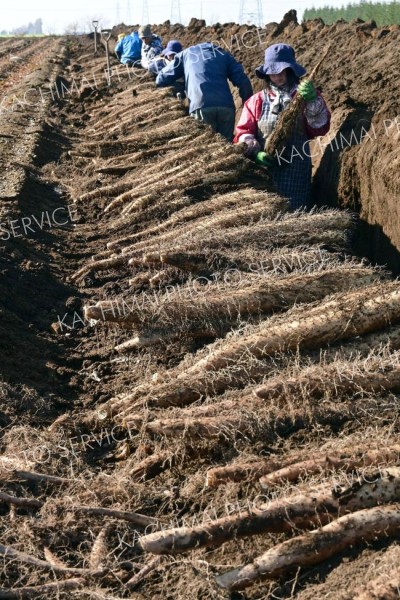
left=259, top=445, right=400, bottom=488
left=141, top=467, right=400, bottom=555
left=216, top=503, right=400, bottom=590
left=185, top=282, right=400, bottom=375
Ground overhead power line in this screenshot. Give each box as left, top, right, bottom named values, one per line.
left=170, top=0, right=182, bottom=23
left=238, top=0, right=264, bottom=27
left=126, top=0, right=132, bottom=24
left=142, top=0, right=150, bottom=23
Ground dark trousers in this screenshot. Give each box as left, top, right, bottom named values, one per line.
left=190, top=106, right=235, bottom=141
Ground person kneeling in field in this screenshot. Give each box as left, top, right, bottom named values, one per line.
left=139, top=25, right=163, bottom=70
left=114, top=31, right=142, bottom=66
left=234, top=44, right=331, bottom=210
left=149, top=40, right=182, bottom=71
left=149, top=40, right=185, bottom=97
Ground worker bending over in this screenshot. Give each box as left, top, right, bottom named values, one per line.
left=148, top=40, right=182, bottom=74
left=115, top=31, right=142, bottom=66
left=156, top=43, right=253, bottom=141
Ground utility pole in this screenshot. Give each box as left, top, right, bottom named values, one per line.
left=142, top=0, right=149, bottom=23
left=126, top=0, right=132, bottom=25
left=238, top=0, right=263, bottom=27
left=170, top=0, right=182, bottom=23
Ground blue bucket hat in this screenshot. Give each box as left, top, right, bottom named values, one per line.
left=255, top=44, right=306, bottom=79
left=161, top=40, right=182, bottom=56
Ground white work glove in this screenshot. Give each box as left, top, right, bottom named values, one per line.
left=304, top=96, right=330, bottom=128
left=238, top=134, right=261, bottom=157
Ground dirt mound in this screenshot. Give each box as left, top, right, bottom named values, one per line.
left=0, top=16, right=399, bottom=599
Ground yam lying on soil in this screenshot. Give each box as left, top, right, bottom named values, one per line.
left=70, top=255, right=127, bottom=282
left=206, top=460, right=287, bottom=488
left=125, top=557, right=163, bottom=589
left=108, top=192, right=194, bottom=234
left=320, top=322, right=400, bottom=361
left=123, top=398, right=249, bottom=430
left=215, top=504, right=400, bottom=590
left=128, top=451, right=175, bottom=481
left=119, top=196, right=286, bottom=253
left=100, top=360, right=278, bottom=416
left=94, top=145, right=186, bottom=174
left=114, top=332, right=173, bottom=352
left=104, top=283, right=400, bottom=412
left=76, top=179, right=135, bottom=203
left=87, top=88, right=172, bottom=132
left=259, top=445, right=400, bottom=488
left=125, top=238, right=336, bottom=273
left=120, top=398, right=381, bottom=443
left=140, top=414, right=253, bottom=439
left=141, top=245, right=341, bottom=279
left=79, top=116, right=193, bottom=157
left=116, top=105, right=185, bottom=133
left=120, top=209, right=351, bottom=261
left=107, top=189, right=287, bottom=251
left=105, top=147, right=244, bottom=214
left=117, top=159, right=249, bottom=219
left=101, top=132, right=215, bottom=205
left=205, top=435, right=400, bottom=488
left=255, top=350, right=400, bottom=401
left=103, top=300, right=399, bottom=414
left=185, top=282, right=400, bottom=376
left=84, top=267, right=379, bottom=333
left=140, top=467, right=400, bottom=555
left=73, top=208, right=348, bottom=287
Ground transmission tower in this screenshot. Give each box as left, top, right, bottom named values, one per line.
left=126, top=0, right=132, bottom=25
left=116, top=0, right=120, bottom=23
left=142, top=0, right=150, bottom=23
left=238, top=0, right=264, bottom=27
left=170, top=0, right=182, bottom=23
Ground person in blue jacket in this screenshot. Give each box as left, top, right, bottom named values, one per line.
left=155, top=42, right=253, bottom=141
left=115, top=30, right=142, bottom=66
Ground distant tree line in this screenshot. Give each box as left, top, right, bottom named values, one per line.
left=0, top=18, right=43, bottom=36
left=303, top=1, right=400, bottom=25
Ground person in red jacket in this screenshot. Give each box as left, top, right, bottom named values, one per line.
left=234, top=44, right=331, bottom=209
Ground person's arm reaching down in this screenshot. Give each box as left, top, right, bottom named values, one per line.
left=155, top=53, right=185, bottom=87
left=226, top=54, right=253, bottom=103
left=115, top=39, right=123, bottom=59
left=233, top=94, right=263, bottom=144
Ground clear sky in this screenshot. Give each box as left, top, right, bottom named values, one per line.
left=0, top=0, right=354, bottom=34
